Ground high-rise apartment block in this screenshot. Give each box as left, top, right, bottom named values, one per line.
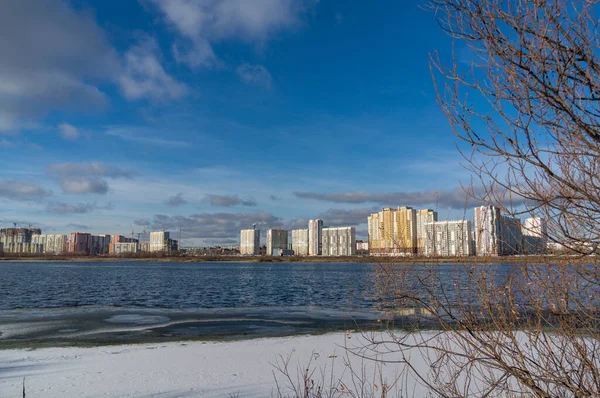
left=474, top=206, right=522, bottom=255
left=69, top=232, right=92, bottom=253
left=308, top=219, right=323, bottom=255
left=0, top=228, right=42, bottom=253
left=240, top=229, right=260, bottom=255
left=474, top=206, right=500, bottom=255
left=322, top=227, right=356, bottom=256
left=416, top=209, right=437, bottom=254
left=425, top=220, right=473, bottom=257
left=368, top=207, right=417, bottom=255
left=522, top=217, right=547, bottom=254
left=149, top=231, right=170, bottom=252
left=266, top=229, right=288, bottom=256
left=291, top=229, right=309, bottom=256
left=499, top=215, right=522, bottom=255
left=31, top=234, right=68, bottom=254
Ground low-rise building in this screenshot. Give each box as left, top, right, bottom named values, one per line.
left=322, top=227, right=356, bottom=256
left=112, top=242, right=139, bottom=254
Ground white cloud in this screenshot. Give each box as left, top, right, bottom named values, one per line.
left=0, top=180, right=52, bottom=201
left=150, top=0, right=314, bottom=69
left=58, top=123, right=80, bottom=141
left=119, top=37, right=188, bottom=101
left=0, top=0, right=119, bottom=133
left=236, top=64, right=273, bottom=89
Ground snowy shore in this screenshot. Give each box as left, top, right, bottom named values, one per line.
left=0, top=332, right=427, bottom=397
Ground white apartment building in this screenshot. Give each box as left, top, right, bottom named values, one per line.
left=149, top=231, right=170, bottom=252
left=425, top=220, right=473, bottom=257
left=240, top=229, right=260, bottom=255
left=266, top=229, right=288, bottom=256
left=416, top=209, right=437, bottom=255
left=322, top=226, right=356, bottom=256
left=474, top=206, right=501, bottom=256
left=522, top=217, right=548, bottom=254
left=31, top=234, right=68, bottom=254
left=291, top=229, right=309, bottom=256
left=308, top=219, right=323, bottom=256
left=499, top=215, right=522, bottom=255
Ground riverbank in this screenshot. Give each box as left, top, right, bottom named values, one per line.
left=0, top=331, right=428, bottom=397
left=0, top=253, right=573, bottom=264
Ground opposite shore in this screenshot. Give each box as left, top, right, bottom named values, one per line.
left=0, top=253, right=584, bottom=263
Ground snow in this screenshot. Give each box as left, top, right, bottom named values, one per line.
left=0, top=332, right=431, bottom=397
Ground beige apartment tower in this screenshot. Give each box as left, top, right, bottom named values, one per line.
left=368, top=206, right=417, bottom=255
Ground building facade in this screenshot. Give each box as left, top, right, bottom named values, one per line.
left=149, top=231, right=170, bottom=252
left=322, top=227, right=356, bottom=256
left=474, top=206, right=501, bottom=256
left=112, top=242, right=139, bottom=254
left=92, top=234, right=111, bottom=255
left=69, top=232, right=92, bottom=254
left=424, top=220, right=473, bottom=257
left=522, top=217, right=547, bottom=254
left=499, top=215, right=522, bottom=255
left=368, top=207, right=417, bottom=255
left=0, top=228, right=42, bottom=253
left=308, top=219, right=323, bottom=256
left=266, top=229, right=288, bottom=256
left=291, top=229, right=309, bottom=256
left=416, top=209, right=437, bottom=255
left=240, top=229, right=260, bottom=255
left=31, top=234, right=68, bottom=254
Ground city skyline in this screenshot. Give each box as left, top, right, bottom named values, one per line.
left=0, top=1, right=514, bottom=246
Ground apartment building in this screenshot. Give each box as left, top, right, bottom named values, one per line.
left=322, top=226, right=356, bottom=256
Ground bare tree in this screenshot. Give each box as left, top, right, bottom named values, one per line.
left=430, top=0, right=600, bottom=253
left=353, top=1, right=600, bottom=397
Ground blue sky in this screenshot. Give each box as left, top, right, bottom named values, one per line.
left=0, top=0, right=480, bottom=246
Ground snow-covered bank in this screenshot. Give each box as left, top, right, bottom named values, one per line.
left=0, top=332, right=427, bottom=398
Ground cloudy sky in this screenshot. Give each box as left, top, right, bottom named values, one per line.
left=0, top=0, right=481, bottom=246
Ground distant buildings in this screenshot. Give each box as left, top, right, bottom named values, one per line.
left=368, top=207, right=417, bottom=255
left=31, top=234, right=68, bottom=254
left=473, top=206, right=525, bottom=256
left=522, top=217, right=547, bottom=254
left=291, top=229, right=309, bottom=256
left=112, top=242, right=139, bottom=254
left=69, top=232, right=92, bottom=253
left=416, top=209, right=437, bottom=254
left=240, top=229, right=260, bottom=255
left=425, top=220, right=473, bottom=257
left=308, top=219, right=323, bottom=256
left=499, top=215, right=522, bottom=255
left=150, top=231, right=169, bottom=252
left=0, top=228, right=41, bottom=253
left=474, top=206, right=501, bottom=256
left=92, top=234, right=111, bottom=255
left=356, top=240, right=369, bottom=254
left=266, top=229, right=288, bottom=256
left=322, top=227, right=356, bottom=256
